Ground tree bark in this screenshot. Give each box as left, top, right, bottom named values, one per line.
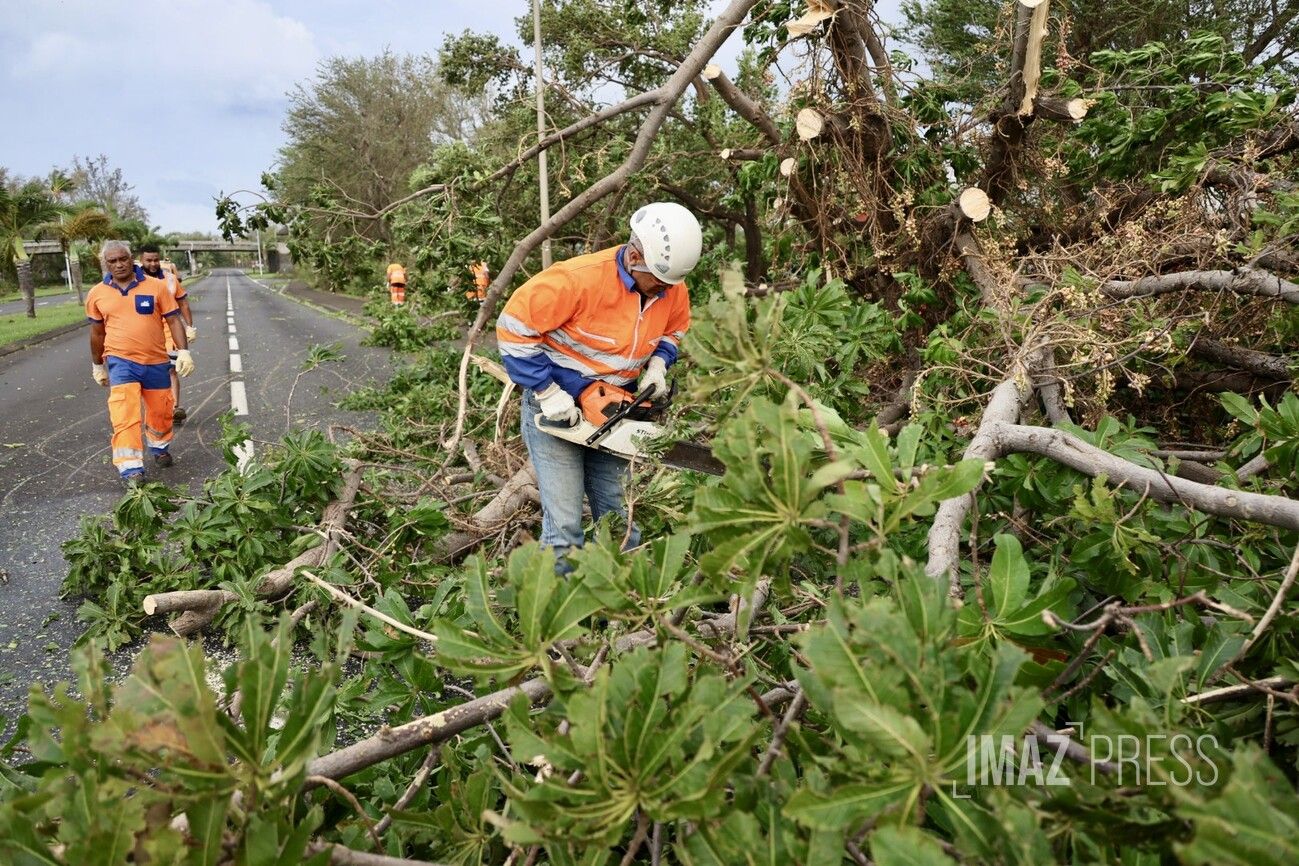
left=68, top=252, right=84, bottom=304
left=305, top=676, right=553, bottom=784
left=1190, top=337, right=1292, bottom=379
left=17, top=257, right=35, bottom=318
left=437, top=465, right=539, bottom=562
left=992, top=422, right=1299, bottom=530
left=925, top=377, right=1030, bottom=585
left=1101, top=268, right=1299, bottom=305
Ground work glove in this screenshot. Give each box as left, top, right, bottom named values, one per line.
left=639, top=356, right=669, bottom=400
left=185, top=323, right=198, bottom=343
left=536, top=382, right=580, bottom=426
left=91, top=363, right=108, bottom=387
left=174, top=349, right=195, bottom=378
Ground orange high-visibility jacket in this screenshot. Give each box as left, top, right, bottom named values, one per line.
left=496, top=245, right=690, bottom=397
left=386, top=263, right=407, bottom=285
left=86, top=267, right=183, bottom=365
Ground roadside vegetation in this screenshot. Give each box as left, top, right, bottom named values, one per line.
left=0, top=301, right=87, bottom=349
left=3, top=1, right=1299, bottom=864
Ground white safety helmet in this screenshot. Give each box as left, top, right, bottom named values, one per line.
left=629, top=202, right=702, bottom=284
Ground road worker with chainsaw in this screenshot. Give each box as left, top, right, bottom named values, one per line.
left=496, top=202, right=701, bottom=566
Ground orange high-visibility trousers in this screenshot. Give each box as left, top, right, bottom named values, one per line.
left=106, top=380, right=174, bottom=476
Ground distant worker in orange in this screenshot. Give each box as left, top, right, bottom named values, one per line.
left=468, top=261, right=489, bottom=303
left=386, top=263, right=408, bottom=305
left=87, top=241, right=194, bottom=484
left=139, top=244, right=197, bottom=422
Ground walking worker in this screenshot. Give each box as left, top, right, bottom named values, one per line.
left=468, top=261, right=490, bottom=303
left=496, top=202, right=701, bottom=565
left=138, top=244, right=197, bottom=422
left=386, top=263, right=408, bottom=305
left=86, top=240, right=194, bottom=484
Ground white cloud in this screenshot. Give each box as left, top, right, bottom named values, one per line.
left=8, top=0, right=319, bottom=105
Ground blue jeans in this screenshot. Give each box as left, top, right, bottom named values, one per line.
left=520, top=388, right=641, bottom=563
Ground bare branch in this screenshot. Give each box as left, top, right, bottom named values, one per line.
left=1101, top=268, right=1299, bottom=305
left=1190, top=337, right=1293, bottom=379
left=991, top=422, right=1299, bottom=531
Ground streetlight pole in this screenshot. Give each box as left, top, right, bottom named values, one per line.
left=533, top=0, right=552, bottom=268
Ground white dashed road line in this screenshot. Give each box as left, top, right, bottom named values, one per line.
left=230, top=380, right=249, bottom=415
left=226, top=274, right=254, bottom=471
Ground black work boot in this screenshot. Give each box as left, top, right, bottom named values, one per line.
left=154, top=451, right=174, bottom=468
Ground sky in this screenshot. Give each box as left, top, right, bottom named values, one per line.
left=1, top=1, right=901, bottom=234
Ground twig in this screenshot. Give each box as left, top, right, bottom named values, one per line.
left=618, top=812, right=651, bottom=866
left=443, top=683, right=516, bottom=770
left=374, top=746, right=441, bottom=836
left=1238, top=540, right=1299, bottom=657
left=756, top=689, right=808, bottom=777
left=1184, top=675, right=1294, bottom=705
left=306, top=775, right=383, bottom=852
left=1030, top=722, right=1118, bottom=775
left=1054, top=649, right=1117, bottom=705
left=301, top=570, right=438, bottom=645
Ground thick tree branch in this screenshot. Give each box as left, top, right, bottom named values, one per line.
left=1101, top=268, right=1299, bottom=304
left=991, top=422, right=1299, bottom=530
left=308, top=580, right=774, bottom=784
left=437, top=465, right=539, bottom=562
left=1190, top=337, right=1293, bottom=379
left=925, top=376, right=1031, bottom=585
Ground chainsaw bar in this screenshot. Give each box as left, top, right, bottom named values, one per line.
left=660, top=441, right=725, bottom=476
left=534, top=413, right=724, bottom=476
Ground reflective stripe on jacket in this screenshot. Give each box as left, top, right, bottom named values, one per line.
left=496, top=245, right=690, bottom=398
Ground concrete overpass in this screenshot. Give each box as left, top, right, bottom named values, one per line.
left=165, top=239, right=261, bottom=272
left=20, top=237, right=288, bottom=274
left=21, top=241, right=63, bottom=255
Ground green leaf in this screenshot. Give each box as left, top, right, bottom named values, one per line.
left=785, top=779, right=914, bottom=831
left=986, top=535, right=1030, bottom=619
left=833, top=694, right=930, bottom=763
left=1175, top=747, right=1299, bottom=865
left=184, top=799, right=228, bottom=866
left=1219, top=392, right=1258, bottom=425
left=870, top=825, right=957, bottom=865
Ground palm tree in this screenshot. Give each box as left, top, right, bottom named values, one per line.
left=0, top=182, right=62, bottom=318
left=37, top=205, right=112, bottom=304
left=111, top=217, right=152, bottom=249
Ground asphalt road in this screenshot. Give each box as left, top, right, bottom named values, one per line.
left=0, top=269, right=395, bottom=725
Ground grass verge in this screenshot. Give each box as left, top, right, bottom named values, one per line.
left=0, top=282, right=91, bottom=304
left=0, top=301, right=87, bottom=350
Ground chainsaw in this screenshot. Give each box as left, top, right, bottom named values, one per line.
left=534, top=381, right=724, bottom=475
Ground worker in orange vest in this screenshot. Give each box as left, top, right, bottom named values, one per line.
left=386, top=263, right=408, bottom=305
left=496, top=202, right=701, bottom=568
left=139, top=244, right=196, bottom=423
left=87, top=240, right=194, bottom=484
left=468, top=261, right=489, bottom=303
